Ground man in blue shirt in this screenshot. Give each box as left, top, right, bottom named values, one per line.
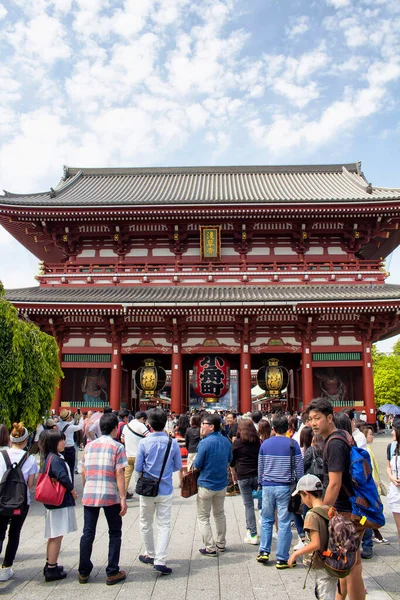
left=135, top=408, right=182, bottom=575
left=257, top=415, right=303, bottom=569
left=193, top=413, right=232, bottom=556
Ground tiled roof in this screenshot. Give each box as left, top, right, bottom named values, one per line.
left=6, top=284, right=400, bottom=306
left=2, top=163, right=400, bottom=207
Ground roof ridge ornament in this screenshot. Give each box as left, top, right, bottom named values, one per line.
left=62, top=165, right=69, bottom=181
left=366, top=183, right=373, bottom=194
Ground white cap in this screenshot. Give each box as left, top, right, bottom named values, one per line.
left=291, top=474, right=323, bottom=496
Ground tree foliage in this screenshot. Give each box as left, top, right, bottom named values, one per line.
left=373, top=341, right=400, bottom=408
left=0, top=283, right=62, bottom=430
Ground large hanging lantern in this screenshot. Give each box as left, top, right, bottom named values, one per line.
left=257, top=358, right=288, bottom=398
left=135, top=359, right=166, bottom=398
left=193, top=355, right=230, bottom=403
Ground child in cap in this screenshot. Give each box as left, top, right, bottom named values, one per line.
left=288, top=474, right=337, bottom=600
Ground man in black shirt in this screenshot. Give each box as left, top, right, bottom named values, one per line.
left=308, top=397, right=365, bottom=600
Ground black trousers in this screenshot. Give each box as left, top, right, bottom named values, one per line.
left=0, top=504, right=29, bottom=567
left=63, top=446, right=76, bottom=485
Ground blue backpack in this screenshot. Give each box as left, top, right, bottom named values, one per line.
left=325, top=431, right=385, bottom=530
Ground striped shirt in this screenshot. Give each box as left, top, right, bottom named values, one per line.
left=81, top=435, right=127, bottom=506
left=258, top=436, right=303, bottom=487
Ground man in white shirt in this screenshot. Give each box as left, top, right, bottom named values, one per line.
left=342, top=408, right=367, bottom=449
left=121, top=411, right=150, bottom=498
left=56, top=408, right=84, bottom=484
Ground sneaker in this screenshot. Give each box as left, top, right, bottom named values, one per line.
left=78, top=573, right=90, bottom=584
left=293, top=539, right=305, bottom=551
left=0, top=567, right=13, bottom=582
left=256, top=552, right=270, bottom=564
left=139, top=555, right=154, bottom=565
left=153, top=565, right=172, bottom=575
left=199, top=548, right=217, bottom=557
left=373, top=537, right=390, bottom=544
left=44, top=566, right=67, bottom=582
left=361, top=551, right=373, bottom=560
left=43, top=563, right=64, bottom=575
left=244, top=531, right=259, bottom=545
left=276, top=560, right=295, bottom=569
left=126, top=492, right=134, bottom=499
left=272, top=531, right=278, bottom=540
left=106, top=570, right=126, bottom=586
left=216, top=545, right=225, bottom=552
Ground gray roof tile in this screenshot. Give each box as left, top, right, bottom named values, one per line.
left=2, top=163, right=400, bottom=207
left=5, top=284, right=400, bottom=306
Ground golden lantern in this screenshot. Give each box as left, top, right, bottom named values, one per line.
left=257, top=358, right=289, bottom=398
left=135, top=359, right=166, bottom=398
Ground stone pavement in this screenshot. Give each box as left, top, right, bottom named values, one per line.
left=1, top=435, right=399, bottom=600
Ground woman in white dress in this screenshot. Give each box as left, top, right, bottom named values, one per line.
left=386, top=421, right=400, bottom=543
left=41, top=430, right=78, bottom=582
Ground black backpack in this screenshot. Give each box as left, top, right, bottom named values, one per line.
left=0, top=450, right=29, bottom=516
left=307, top=446, right=324, bottom=482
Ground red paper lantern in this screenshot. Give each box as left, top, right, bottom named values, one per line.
left=193, top=355, right=230, bottom=400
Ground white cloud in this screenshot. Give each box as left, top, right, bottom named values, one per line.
left=0, top=3, right=7, bottom=19
left=327, top=0, right=351, bottom=7
left=286, top=16, right=310, bottom=39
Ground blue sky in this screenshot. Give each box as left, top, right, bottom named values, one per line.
left=0, top=0, right=400, bottom=351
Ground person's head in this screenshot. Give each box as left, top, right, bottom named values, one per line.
left=10, top=422, right=29, bottom=448
left=359, top=425, right=374, bottom=445
left=191, top=414, right=201, bottom=428
left=342, top=408, right=355, bottom=431
left=147, top=408, right=168, bottom=432
left=201, top=414, right=220, bottom=436
left=100, top=412, right=119, bottom=436
left=135, top=411, right=148, bottom=423
left=226, top=413, right=236, bottom=426
left=42, top=430, right=66, bottom=456
left=271, top=415, right=288, bottom=435
left=44, top=418, right=56, bottom=430
left=238, top=419, right=259, bottom=444
left=258, top=419, right=271, bottom=441
left=59, top=408, right=72, bottom=422
left=392, top=423, right=400, bottom=448
left=308, top=397, right=335, bottom=439
left=288, top=415, right=298, bottom=433
left=118, top=409, right=129, bottom=423
left=302, top=410, right=310, bottom=425
left=103, top=405, right=113, bottom=414
left=291, top=474, right=324, bottom=508
left=177, top=414, right=190, bottom=436
left=0, top=424, right=10, bottom=447
left=251, top=411, right=263, bottom=424
left=333, top=412, right=352, bottom=435
left=87, top=410, right=93, bottom=419
left=299, top=426, right=313, bottom=450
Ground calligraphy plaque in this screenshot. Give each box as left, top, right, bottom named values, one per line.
left=200, top=226, right=221, bottom=260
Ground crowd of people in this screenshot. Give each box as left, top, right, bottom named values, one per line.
left=0, top=400, right=399, bottom=600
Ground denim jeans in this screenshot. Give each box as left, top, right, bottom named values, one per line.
left=362, top=527, right=373, bottom=553
left=79, top=504, right=122, bottom=577
left=237, top=476, right=258, bottom=536
left=259, top=485, right=292, bottom=561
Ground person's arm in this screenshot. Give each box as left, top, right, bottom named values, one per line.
left=185, top=430, right=190, bottom=451
left=71, top=417, right=84, bottom=432
left=288, top=529, right=320, bottom=567
left=27, top=473, right=36, bottom=489
left=81, top=465, right=86, bottom=487
left=193, top=440, right=205, bottom=470
left=116, top=467, right=128, bottom=516
left=324, top=470, right=342, bottom=506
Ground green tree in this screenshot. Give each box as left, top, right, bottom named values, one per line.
left=0, top=283, right=62, bottom=430
left=373, top=342, right=400, bottom=408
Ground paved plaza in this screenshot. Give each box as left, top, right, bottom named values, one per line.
left=0, top=435, right=399, bottom=600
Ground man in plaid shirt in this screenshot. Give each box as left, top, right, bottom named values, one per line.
left=78, top=413, right=128, bottom=586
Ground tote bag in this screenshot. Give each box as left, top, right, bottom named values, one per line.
left=35, top=456, right=66, bottom=507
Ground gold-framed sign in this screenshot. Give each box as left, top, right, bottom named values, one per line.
left=200, top=226, right=221, bottom=260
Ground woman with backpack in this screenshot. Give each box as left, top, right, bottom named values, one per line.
left=41, top=430, right=78, bottom=582
left=386, top=419, right=400, bottom=543
left=0, top=422, right=38, bottom=582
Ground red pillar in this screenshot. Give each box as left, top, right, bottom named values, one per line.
left=362, top=341, right=376, bottom=425
left=302, top=341, right=313, bottom=409
left=110, top=337, right=122, bottom=410
left=240, top=344, right=252, bottom=413
left=171, top=344, right=182, bottom=414
left=51, top=337, right=63, bottom=413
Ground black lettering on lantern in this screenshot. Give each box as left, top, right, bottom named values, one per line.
left=199, top=356, right=225, bottom=396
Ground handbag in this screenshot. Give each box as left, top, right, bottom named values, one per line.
left=287, top=439, right=302, bottom=514
left=181, top=469, right=200, bottom=498
left=136, top=438, right=172, bottom=497
left=379, top=481, right=388, bottom=497
left=35, top=455, right=66, bottom=506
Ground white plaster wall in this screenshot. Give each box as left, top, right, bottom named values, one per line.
left=313, top=337, right=335, bottom=345
left=76, top=249, right=96, bottom=258
left=182, top=248, right=200, bottom=256
left=327, top=247, right=347, bottom=255
left=63, top=338, right=86, bottom=347
left=89, top=338, right=112, bottom=347
left=247, top=247, right=270, bottom=255
left=273, top=247, right=296, bottom=255
left=99, top=249, right=117, bottom=257
left=126, top=248, right=148, bottom=257
left=338, top=336, right=361, bottom=346
left=153, top=248, right=174, bottom=256
left=221, top=247, right=239, bottom=256
left=305, top=247, right=324, bottom=255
